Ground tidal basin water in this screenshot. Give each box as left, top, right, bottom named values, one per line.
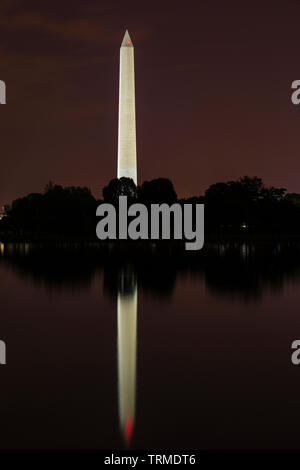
left=0, top=241, right=300, bottom=449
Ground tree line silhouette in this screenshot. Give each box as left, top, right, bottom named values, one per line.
left=0, top=176, right=300, bottom=239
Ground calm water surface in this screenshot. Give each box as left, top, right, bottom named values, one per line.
left=0, top=242, right=300, bottom=449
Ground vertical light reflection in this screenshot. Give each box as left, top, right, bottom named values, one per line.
left=117, top=270, right=137, bottom=446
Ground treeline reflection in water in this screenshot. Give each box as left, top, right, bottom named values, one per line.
left=0, top=241, right=300, bottom=301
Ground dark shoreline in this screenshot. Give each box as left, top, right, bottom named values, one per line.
left=1, top=232, right=300, bottom=244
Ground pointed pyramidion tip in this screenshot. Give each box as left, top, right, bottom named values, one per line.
left=121, top=30, right=133, bottom=48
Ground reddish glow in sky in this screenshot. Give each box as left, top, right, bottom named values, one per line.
left=0, top=0, right=299, bottom=205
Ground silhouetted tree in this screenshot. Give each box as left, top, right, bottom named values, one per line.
left=7, top=184, right=97, bottom=237
left=139, top=178, right=177, bottom=204
left=103, top=177, right=137, bottom=205
left=285, top=193, right=300, bottom=208
left=205, top=176, right=291, bottom=231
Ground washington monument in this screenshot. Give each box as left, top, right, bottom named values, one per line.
left=117, top=30, right=137, bottom=184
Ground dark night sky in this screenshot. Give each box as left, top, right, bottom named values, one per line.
left=0, top=0, right=300, bottom=205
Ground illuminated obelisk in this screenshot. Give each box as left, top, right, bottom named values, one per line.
left=117, top=271, right=137, bottom=445
left=117, top=30, right=137, bottom=184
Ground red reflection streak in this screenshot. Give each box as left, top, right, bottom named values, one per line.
left=126, top=416, right=132, bottom=445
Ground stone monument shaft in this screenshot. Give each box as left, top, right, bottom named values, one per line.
left=117, top=30, right=137, bottom=184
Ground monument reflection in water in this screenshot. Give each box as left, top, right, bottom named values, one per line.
left=117, top=269, right=137, bottom=446
left=2, top=242, right=300, bottom=448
